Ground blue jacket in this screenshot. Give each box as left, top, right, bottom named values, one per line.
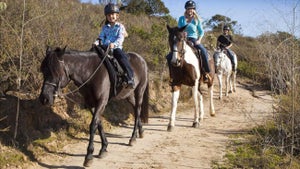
left=178, top=15, right=204, bottom=39
left=99, top=22, right=126, bottom=49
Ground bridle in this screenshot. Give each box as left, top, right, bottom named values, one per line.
left=171, top=35, right=186, bottom=67
left=44, top=47, right=110, bottom=98
left=44, top=59, right=70, bottom=97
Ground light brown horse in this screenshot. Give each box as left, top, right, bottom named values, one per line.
left=166, top=25, right=215, bottom=131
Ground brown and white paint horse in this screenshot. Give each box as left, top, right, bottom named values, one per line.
left=166, top=25, right=215, bottom=131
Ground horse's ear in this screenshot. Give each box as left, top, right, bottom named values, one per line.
left=179, top=24, right=188, bottom=32
left=46, top=46, right=52, bottom=55
left=54, top=46, right=66, bottom=58
left=166, top=24, right=172, bottom=33
left=63, top=45, right=67, bottom=52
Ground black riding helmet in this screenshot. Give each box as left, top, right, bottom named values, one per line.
left=223, top=25, right=230, bottom=31
left=185, top=0, right=196, bottom=10
left=104, top=3, right=119, bottom=15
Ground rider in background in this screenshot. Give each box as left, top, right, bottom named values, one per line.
left=217, top=25, right=236, bottom=71
left=178, top=0, right=211, bottom=82
left=95, top=3, right=134, bottom=88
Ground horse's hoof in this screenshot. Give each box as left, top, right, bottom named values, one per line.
left=129, top=138, right=136, bottom=146
left=167, top=125, right=174, bottom=132
left=83, top=158, right=93, bottom=167
left=139, top=130, right=144, bottom=138
left=210, top=113, right=216, bottom=117
left=97, top=150, right=108, bottom=159
left=192, top=122, right=199, bottom=128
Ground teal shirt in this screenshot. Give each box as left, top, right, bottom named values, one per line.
left=178, top=16, right=204, bottom=39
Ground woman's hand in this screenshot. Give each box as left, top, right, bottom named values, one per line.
left=195, top=38, right=201, bottom=45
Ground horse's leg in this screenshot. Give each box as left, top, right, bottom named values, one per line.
left=83, top=105, right=107, bottom=167
left=167, top=89, right=180, bottom=131
left=217, top=74, right=223, bottom=100
left=208, top=85, right=215, bottom=116
left=225, top=74, right=230, bottom=96
left=127, top=92, right=146, bottom=146
left=192, top=82, right=200, bottom=128
left=233, top=71, right=237, bottom=92
left=229, top=72, right=233, bottom=93
left=129, top=105, right=141, bottom=146
left=197, top=89, right=205, bottom=124
left=97, top=118, right=108, bottom=158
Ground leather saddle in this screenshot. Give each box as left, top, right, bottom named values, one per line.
left=92, top=45, right=128, bottom=96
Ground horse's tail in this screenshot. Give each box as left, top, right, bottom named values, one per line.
left=140, top=82, right=149, bottom=123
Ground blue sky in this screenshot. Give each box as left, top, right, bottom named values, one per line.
left=81, top=0, right=300, bottom=37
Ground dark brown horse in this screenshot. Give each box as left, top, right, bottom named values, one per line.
left=166, top=25, right=215, bottom=131
left=39, top=46, right=149, bottom=167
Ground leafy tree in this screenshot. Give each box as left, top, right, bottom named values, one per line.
left=205, top=14, right=240, bottom=34
left=147, top=0, right=169, bottom=15
left=0, top=2, right=7, bottom=11
left=121, top=0, right=169, bottom=15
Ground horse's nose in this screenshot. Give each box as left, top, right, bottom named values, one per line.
left=39, top=94, right=49, bottom=105
left=175, top=60, right=181, bottom=66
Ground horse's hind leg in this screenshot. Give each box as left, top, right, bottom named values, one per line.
left=208, top=85, right=215, bottom=116
left=217, top=75, right=223, bottom=100
left=167, top=90, right=180, bottom=131
left=232, top=71, right=237, bottom=92
left=97, top=120, right=108, bottom=158
left=129, top=107, right=141, bottom=146
left=128, top=94, right=144, bottom=146
left=225, top=74, right=230, bottom=96
left=192, top=85, right=201, bottom=128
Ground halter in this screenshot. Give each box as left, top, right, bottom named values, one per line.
left=171, top=38, right=186, bottom=67
left=49, top=47, right=110, bottom=99
left=44, top=59, right=70, bottom=97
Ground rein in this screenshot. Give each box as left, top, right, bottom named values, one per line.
left=56, top=47, right=110, bottom=97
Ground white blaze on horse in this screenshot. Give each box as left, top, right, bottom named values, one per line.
left=166, top=25, right=215, bottom=131
left=213, top=49, right=237, bottom=100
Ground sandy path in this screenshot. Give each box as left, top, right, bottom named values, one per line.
left=31, top=80, right=273, bottom=169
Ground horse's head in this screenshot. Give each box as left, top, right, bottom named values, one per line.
left=167, top=25, right=188, bottom=67
left=39, top=46, right=70, bottom=105
left=213, top=49, right=227, bottom=72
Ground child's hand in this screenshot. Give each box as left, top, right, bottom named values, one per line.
left=109, top=43, right=115, bottom=49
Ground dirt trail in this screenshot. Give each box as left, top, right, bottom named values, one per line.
left=30, top=79, right=273, bottom=169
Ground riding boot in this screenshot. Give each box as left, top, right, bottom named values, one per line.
left=113, top=48, right=135, bottom=89
left=122, top=62, right=135, bottom=89
left=126, top=75, right=135, bottom=89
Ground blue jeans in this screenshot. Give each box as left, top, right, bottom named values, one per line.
left=188, top=38, right=210, bottom=73
left=225, top=48, right=235, bottom=68
left=113, top=48, right=134, bottom=80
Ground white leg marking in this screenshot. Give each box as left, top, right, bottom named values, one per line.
left=169, top=90, right=180, bottom=127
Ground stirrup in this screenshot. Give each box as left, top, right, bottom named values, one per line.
left=126, top=79, right=135, bottom=89
left=203, top=73, right=211, bottom=83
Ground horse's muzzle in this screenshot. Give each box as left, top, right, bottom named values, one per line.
left=39, top=94, right=54, bottom=105
left=171, top=59, right=181, bottom=67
